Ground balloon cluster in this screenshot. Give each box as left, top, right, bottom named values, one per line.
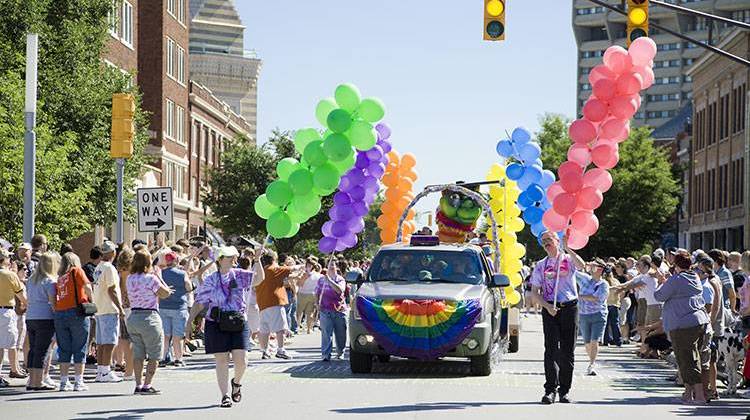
left=319, top=124, right=393, bottom=253
left=378, top=151, right=418, bottom=244
left=543, top=38, right=657, bottom=250
left=486, top=163, right=525, bottom=306
left=254, top=83, right=386, bottom=239
left=495, top=127, right=556, bottom=240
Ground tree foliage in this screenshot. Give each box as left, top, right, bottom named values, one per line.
left=519, top=114, right=680, bottom=260
left=0, top=0, right=149, bottom=247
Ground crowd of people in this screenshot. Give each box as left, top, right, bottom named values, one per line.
left=0, top=233, right=371, bottom=408
left=525, top=233, right=750, bottom=405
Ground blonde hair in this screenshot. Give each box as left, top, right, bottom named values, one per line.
left=29, top=252, right=60, bottom=284
left=130, top=250, right=152, bottom=274
left=59, top=252, right=81, bottom=276
left=116, top=247, right=135, bottom=272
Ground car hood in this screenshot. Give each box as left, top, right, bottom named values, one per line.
left=356, top=281, right=485, bottom=302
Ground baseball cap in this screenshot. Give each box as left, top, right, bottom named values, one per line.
left=18, top=242, right=31, bottom=250
left=217, top=246, right=240, bottom=259
left=101, top=241, right=117, bottom=254
left=164, top=251, right=179, bottom=264
left=653, top=248, right=665, bottom=259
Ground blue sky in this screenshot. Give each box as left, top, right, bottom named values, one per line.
left=239, top=0, right=578, bottom=221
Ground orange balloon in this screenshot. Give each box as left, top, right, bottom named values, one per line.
left=403, top=169, right=418, bottom=182
left=381, top=201, right=397, bottom=216
left=385, top=188, right=402, bottom=202
left=407, top=208, right=416, bottom=220
left=398, top=178, right=414, bottom=192
left=401, top=153, right=417, bottom=169
left=382, top=173, right=398, bottom=187
left=387, top=151, right=400, bottom=165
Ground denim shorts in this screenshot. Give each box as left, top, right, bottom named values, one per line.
left=580, top=312, right=607, bottom=343
left=161, top=308, right=189, bottom=337
left=95, top=313, right=120, bottom=345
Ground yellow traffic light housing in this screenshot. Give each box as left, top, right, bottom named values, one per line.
left=627, top=0, right=649, bottom=46
left=484, top=0, right=505, bottom=41
left=111, top=93, right=135, bottom=159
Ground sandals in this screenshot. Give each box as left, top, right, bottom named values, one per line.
left=231, top=379, right=242, bottom=403
left=221, top=395, right=233, bottom=408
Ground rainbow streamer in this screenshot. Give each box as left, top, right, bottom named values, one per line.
left=356, top=296, right=482, bottom=360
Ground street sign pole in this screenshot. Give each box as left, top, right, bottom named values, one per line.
left=23, top=33, right=38, bottom=243
left=116, top=158, right=125, bottom=244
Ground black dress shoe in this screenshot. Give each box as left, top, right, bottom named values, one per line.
left=541, top=392, right=556, bottom=405
left=559, top=394, right=571, bottom=403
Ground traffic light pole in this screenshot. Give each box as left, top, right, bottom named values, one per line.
left=649, top=0, right=750, bottom=31
left=588, top=0, right=750, bottom=68
left=116, top=158, right=125, bottom=244
left=23, top=34, right=39, bottom=243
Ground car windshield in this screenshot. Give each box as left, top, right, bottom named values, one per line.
left=368, top=249, right=486, bottom=285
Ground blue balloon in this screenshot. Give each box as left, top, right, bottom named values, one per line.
left=496, top=139, right=514, bottom=158
left=531, top=221, right=547, bottom=238
left=519, top=142, right=541, bottom=163
left=526, top=184, right=545, bottom=202
left=506, top=163, right=525, bottom=181
left=518, top=191, right=535, bottom=208
left=516, top=175, right=533, bottom=191
left=539, top=169, right=556, bottom=188
left=512, top=127, right=532, bottom=144
left=520, top=164, right=542, bottom=185
left=523, top=207, right=544, bottom=225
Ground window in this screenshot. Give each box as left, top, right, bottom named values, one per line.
left=191, top=176, right=197, bottom=202
left=719, top=164, right=728, bottom=209
left=166, top=38, right=175, bottom=78
left=732, top=10, right=750, bottom=24
left=164, top=160, right=187, bottom=200
left=707, top=102, right=716, bottom=145
left=647, top=110, right=677, bottom=119
left=694, top=108, right=706, bottom=150
left=707, top=168, right=716, bottom=211
left=167, top=0, right=176, bottom=17
left=177, top=45, right=185, bottom=83
left=732, top=158, right=746, bottom=206
left=121, top=1, right=133, bottom=47
left=733, top=84, right=746, bottom=134
left=108, top=0, right=118, bottom=37
left=165, top=99, right=175, bottom=139
left=176, top=105, right=185, bottom=144
left=581, top=83, right=592, bottom=91
left=167, top=0, right=185, bottom=24
left=684, top=75, right=693, bottom=83
left=657, top=42, right=680, bottom=51
left=719, top=94, right=730, bottom=140
left=191, top=121, right=198, bottom=156
left=580, top=50, right=604, bottom=59
left=648, top=93, right=680, bottom=102
left=208, top=133, right=214, bottom=164
left=683, top=58, right=695, bottom=66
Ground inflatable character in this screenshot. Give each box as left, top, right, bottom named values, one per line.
left=435, top=185, right=482, bottom=244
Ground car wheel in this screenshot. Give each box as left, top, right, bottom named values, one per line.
left=350, top=350, right=373, bottom=374
left=509, top=334, right=519, bottom=353
left=376, top=354, right=391, bottom=363
left=470, top=350, right=492, bottom=376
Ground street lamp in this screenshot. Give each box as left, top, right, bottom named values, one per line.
left=23, top=33, right=39, bottom=242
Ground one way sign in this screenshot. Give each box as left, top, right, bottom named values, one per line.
left=136, top=187, right=174, bottom=233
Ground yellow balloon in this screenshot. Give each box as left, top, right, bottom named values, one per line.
left=504, top=289, right=521, bottom=306
left=510, top=272, right=523, bottom=288
left=506, top=260, right=523, bottom=273
left=505, top=206, right=521, bottom=218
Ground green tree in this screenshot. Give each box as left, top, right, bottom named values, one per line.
left=519, top=114, right=680, bottom=260
left=0, top=0, right=149, bottom=247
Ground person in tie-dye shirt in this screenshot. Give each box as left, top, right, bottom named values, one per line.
left=186, top=245, right=264, bottom=409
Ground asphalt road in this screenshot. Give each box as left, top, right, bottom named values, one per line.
left=2, top=313, right=748, bottom=420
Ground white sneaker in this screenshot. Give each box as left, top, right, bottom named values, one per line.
left=59, top=381, right=73, bottom=392
left=42, top=376, right=58, bottom=388
left=98, top=372, right=123, bottom=383
left=73, top=381, right=89, bottom=392
left=586, top=363, right=597, bottom=376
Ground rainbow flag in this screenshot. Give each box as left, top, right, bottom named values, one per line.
left=356, top=296, right=482, bottom=360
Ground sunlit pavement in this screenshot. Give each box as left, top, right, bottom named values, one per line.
left=2, top=314, right=748, bottom=419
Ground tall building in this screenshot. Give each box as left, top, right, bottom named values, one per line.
left=189, top=0, right=261, bottom=142
left=572, top=0, right=750, bottom=128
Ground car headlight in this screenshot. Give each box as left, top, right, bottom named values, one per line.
left=357, top=335, right=374, bottom=346
left=462, top=338, right=479, bottom=350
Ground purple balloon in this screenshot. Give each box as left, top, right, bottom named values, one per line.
left=331, top=221, right=350, bottom=238
left=375, top=123, right=391, bottom=140
left=349, top=186, right=366, bottom=201
left=319, top=237, right=337, bottom=254
left=352, top=218, right=366, bottom=233
left=334, top=192, right=352, bottom=206
left=363, top=176, right=379, bottom=193
left=340, top=233, right=358, bottom=248
left=322, top=221, right=334, bottom=237
left=365, top=145, right=383, bottom=162
left=379, top=139, right=392, bottom=154
left=367, top=162, right=386, bottom=178
left=355, top=153, right=370, bottom=170
left=348, top=169, right=366, bottom=186
left=352, top=201, right=369, bottom=217
left=334, top=241, right=347, bottom=252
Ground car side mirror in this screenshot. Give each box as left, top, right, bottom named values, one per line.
left=345, top=271, right=363, bottom=284
left=489, top=274, right=510, bottom=288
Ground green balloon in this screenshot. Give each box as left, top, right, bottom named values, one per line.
left=276, top=158, right=299, bottom=181
left=322, top=133, right=353, bottom=162
left=294, top=128, right=321, bottom=154
left=331, top=153, right=356, bottom=176
left=286, top=201, right=307, bottom=224
left=288, top=168, right=314, bottom=196
left=313, top=185, right=336, bottom=197
left=292, top=193, right=322, bottom=217
left=254, top=194, right=278, bottom=220
left=313, top=163, right=340, bottom=192
left=266, top=180, right=293, bottom=207
left=326, top=109, right=352, bottom=134
left=315, top=98, right=337, bottom=126
left=335, top=83, right=361, bottom=112
left=348, top=120, right=377, bottom=150
left=303, top=140, right=328, bottom=167
left=285, top=223, right=301, bottom=238
left=357, top=98, right=386, bottom=123
left=267, top=210, right=293, bottom=239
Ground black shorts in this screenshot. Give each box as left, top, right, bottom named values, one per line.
left=204, top=320, right=250, bottom=354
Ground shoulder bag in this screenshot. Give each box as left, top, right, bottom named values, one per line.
left=73, top=270, right=97, bottom=317
left=217, top=271, right=245, bottom=333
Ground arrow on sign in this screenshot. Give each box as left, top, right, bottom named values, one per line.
left=145, top=218, right=166, bottom=229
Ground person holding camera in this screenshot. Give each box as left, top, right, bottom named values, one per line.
left=187, top=246, right=264, bottom=409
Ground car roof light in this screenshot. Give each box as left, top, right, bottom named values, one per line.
left=410, top=235, right=440, bottom=246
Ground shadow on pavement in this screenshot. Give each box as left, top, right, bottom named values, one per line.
left=8, top=393, right=125, bottom=402
left=575, top=395, right=749, bottom=417
left=76, top=404, right=216, bottom=419
left=331, top=401, right=539, bottom=414
left=285, top=358, right=480, bottom=379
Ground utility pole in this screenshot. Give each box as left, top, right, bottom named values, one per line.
left=110, top=93, right=135, bottom=244
left=23, top=34, right=38, bottom=243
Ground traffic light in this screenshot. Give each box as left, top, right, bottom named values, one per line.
left=484, top=0, right=505, bottom=41
left=111, top=93, right=135, bottom=159
left=627, top=0, right=649, bottom=46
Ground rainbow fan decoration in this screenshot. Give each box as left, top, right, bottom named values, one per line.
left=356, top=296, right=482, bottom=360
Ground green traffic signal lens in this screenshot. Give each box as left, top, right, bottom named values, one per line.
left=486, top=20, right=505, bottom=38
left=629, top=28, right=647, bottom=42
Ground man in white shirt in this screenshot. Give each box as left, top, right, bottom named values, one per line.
left=93, top=241, right=125, bottom=383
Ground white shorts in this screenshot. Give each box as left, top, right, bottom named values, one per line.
left=246, top=303, right=260, bottom=333
left=259, top=306, right=288, bottom=335
left=15, top=313, right=26, bottom=348
left=0, top=308, right=19, bottom=349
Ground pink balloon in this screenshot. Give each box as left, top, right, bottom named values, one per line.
left=583, top=168, right=613, bottom=193
left=599, top=118, right=630, bottom=142
left=558, top=161, right=585, bottom=180
left=582, top=98, right=609, bottom=122
left=591, top=143, right=617, bottom=169
left=560, top=171, right=584, bottom=193
left=571, top=210, right=600, bottom=236
left=609, top=95, right=638, bottom=120
left=546, top=182, right=565, bottom=202
left=553, top=192, right=578, bottom=217
left=569, top=119, right=597, bottom=144
left=588, top=64, right=617, bottom=86
left=603, top=46, right=632, bottom=75
left=577, top=186, right=604, bottom=210
left=593, top=78, right=617, bottom=101
left=616, top=72, right=643, bottom=96
left=566, top=228, right=590, bottom=250
left=633, top=65, right=655, bottom=89
left=629, top=37, right=657, bottom=67
left=567, top=143, right=592, bottom=167
left=542, top=209, right=569, bottom=232
left=596, top=149, right=619, bottom=170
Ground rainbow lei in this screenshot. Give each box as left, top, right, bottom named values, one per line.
left=356, top=296, right=482, bottom=360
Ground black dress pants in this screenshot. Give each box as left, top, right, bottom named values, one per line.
left=541, top=303, right=578, bottom=395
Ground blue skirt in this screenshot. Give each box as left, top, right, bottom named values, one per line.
left=204, top=320, right=250, bottom=354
